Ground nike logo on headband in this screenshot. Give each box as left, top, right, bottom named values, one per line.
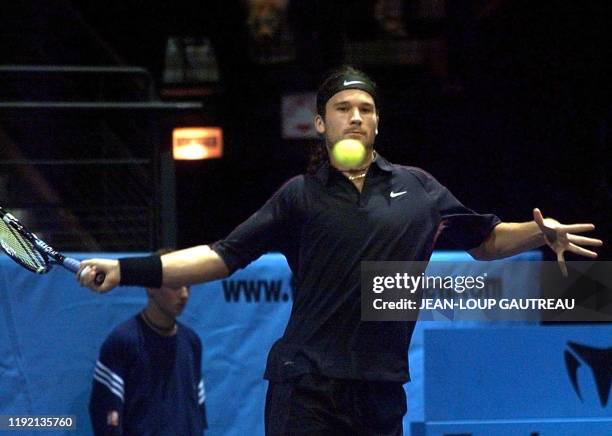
left=343, top=80, right=365, bottom=86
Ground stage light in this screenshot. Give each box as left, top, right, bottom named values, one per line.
left=173, top=127, right=223, bottom=160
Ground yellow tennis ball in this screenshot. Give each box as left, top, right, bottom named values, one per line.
left=332, top=139, right=366, bottom=168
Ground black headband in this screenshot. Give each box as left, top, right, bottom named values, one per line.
left=316, top=72, right=377, bottom=115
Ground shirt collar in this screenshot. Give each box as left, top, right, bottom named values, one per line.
left=313, top=151, right=394, bottom=185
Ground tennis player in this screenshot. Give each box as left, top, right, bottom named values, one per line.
left=79, top=66, right=601, bottom=435
left=89, top=249, right=207, bottom=435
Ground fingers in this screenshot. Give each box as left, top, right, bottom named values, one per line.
left=535, top=207, right=602, bottom=266
left=556, top=251, right=568, bottom=277
left=567, top=234, right=603, bottom=246
left=559, top=223, right=596, bottom=233
left=77, top=264, right=104, bottom=291
left=567, top=242, right=599, bottom=258
left=555, top=242, right=596, bottom=278
left=76, top=259, right=119, bottom=293
left=78, top=265, right=90, bottom=280
left=534, top=208, right=597, bottom=234
left=76, top=261, right=96, bottom=285
left=532, top=208, right=545, bottom=227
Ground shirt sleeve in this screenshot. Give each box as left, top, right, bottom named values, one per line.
left=89, top=334, right=128, bottom=436
left=416, top=169, right=501, bottom=250
left=211, top=177, right=301, bottom=273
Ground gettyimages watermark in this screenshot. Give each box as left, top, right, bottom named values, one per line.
left=361, top=261, right=612, bottom=322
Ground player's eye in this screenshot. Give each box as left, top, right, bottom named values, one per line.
left=361, top=106, right=373, bottom=114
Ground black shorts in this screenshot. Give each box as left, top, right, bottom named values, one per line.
left=265, top=374, right=406, bottom=436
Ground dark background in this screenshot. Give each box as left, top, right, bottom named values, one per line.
left=0, top=0, right=609, bottom=258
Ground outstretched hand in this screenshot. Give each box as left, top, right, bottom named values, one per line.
left=533, top=208, right=603, bottom=276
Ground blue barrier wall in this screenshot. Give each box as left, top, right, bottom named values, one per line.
left=414, top=325, right=612, bottom=435
left=1, top=252, right=609, bottom=435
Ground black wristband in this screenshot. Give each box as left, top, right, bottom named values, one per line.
left=118, top=256, right=163, bottom=288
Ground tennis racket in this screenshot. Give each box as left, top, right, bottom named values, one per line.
left=0, top=206, right=104, bottom=284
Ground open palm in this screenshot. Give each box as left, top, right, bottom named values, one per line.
left=533, top=208, right=602, bottom=276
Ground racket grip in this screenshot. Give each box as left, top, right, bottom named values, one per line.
left=63, top=257, right=81, bottom=272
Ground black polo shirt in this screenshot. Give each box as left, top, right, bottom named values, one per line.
left=212, top=155, right=500, bottom=382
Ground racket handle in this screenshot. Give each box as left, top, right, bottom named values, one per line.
left=63, top=257, right=81, bottom=272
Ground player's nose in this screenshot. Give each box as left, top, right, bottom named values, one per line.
left=349, top=107, right=363, bottom=123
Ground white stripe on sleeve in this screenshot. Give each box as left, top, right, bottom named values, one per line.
left=198, top=379, right=205, bottom=404
left=93, top=360, right=125, bottom=401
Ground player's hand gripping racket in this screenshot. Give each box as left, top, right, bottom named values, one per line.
left=0, top=206, right=104, bottom=284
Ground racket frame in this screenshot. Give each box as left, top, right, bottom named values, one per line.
left=0, top=207, right=80, bottom=274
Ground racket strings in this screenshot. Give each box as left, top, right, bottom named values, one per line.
left=0, top=218, right=47, bottom=273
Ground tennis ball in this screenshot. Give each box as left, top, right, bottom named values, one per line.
left=332, top=139, right=367, bottom=168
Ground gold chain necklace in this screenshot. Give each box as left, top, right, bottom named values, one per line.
left=347, top=172, right=367, bottom=180
left=341, top=150, right=376, bottom=181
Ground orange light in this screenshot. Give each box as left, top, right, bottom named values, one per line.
left=173, top=127, right=223, bottom=160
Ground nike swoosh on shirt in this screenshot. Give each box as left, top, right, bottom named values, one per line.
left=390, top=191, right=407, bottom=198
left=343, top=80, right=365, bottom=86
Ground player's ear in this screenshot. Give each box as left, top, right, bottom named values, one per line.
left=375, top=113, right=379, bottom=135
left=315, top=114, right=325, bottom=135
